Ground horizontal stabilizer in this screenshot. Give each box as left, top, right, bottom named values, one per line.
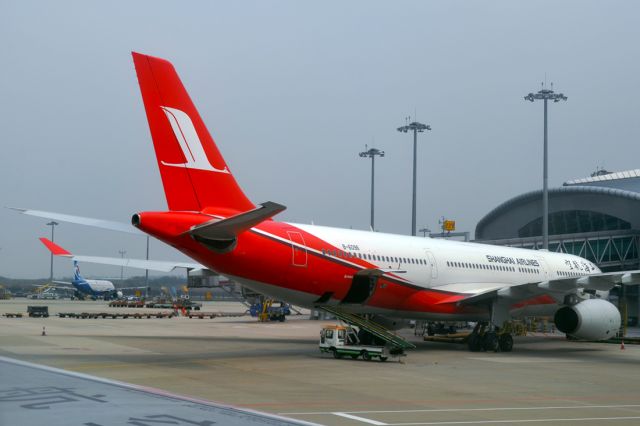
left=190, top=202, right=286, bottom=241
left=12, top=208, right=143, bottom=235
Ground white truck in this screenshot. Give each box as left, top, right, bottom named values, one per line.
left=319, top=324, right=404, bottom=362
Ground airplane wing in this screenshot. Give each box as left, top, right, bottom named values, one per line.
left=32, top=281, right=75, bottom=290
left=445, top=270, right=640, bottom=307
left=10, top=207, right=143, bottom=235
left=39, top=238, right=206, bottom=273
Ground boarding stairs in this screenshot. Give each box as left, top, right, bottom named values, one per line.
left=317, top=305, right=416, bottom=350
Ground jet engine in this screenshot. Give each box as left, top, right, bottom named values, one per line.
left=554, top=299, right=621, bottom=341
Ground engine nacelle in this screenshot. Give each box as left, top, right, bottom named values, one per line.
left=554, top=299, right=620, bottom=341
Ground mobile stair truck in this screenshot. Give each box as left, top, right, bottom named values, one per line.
left=317, top=306, right=415, bottom=362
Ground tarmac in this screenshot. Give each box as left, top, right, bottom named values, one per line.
left=2, top=299, right=640, bottom=425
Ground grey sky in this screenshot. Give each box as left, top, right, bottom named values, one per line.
left=1, top=1, right=639, bottom=278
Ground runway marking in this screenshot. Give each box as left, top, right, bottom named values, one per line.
left=282, top=403, right=640, bottom=415
left=332, top=412, right=387, bottom=425
left=387, top=417, right=640, bottom=425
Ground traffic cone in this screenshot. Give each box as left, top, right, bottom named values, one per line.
left=621, top=340, right=625, bottom=350
left=42, top=326, right=46, bottom=336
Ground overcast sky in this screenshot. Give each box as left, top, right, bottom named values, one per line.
left=1, top=1, right=639, bottom=279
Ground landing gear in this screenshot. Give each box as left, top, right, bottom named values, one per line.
left=482, top=331, right=499, bottom=352
left=467, top=332, right=482, bottom=352
left=498, top=333, right=514, bottom=352
left=466, top=322, right=513, bottom=353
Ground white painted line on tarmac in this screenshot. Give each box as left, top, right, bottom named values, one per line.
left=467, top=356, right=583, bottom=363
left=282, top=404, right=640, bottom=415
left=333, top=412, right=387, bottom=425
left=388, top=416, right=640, bottom=425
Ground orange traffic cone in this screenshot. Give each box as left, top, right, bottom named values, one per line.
left=621, top=340, right=625, bottom=350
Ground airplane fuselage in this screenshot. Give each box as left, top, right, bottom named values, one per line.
left=72, top=279, right=115, bottom=298
left=136, top=212, right=600, bottom=321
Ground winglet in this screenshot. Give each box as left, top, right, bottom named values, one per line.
left=39, top=238, right=73, bottom=257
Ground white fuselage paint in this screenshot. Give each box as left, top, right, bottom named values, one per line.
left=293, top=223, right=600, bottom=290
left=84, top=280, right=115, bottom=293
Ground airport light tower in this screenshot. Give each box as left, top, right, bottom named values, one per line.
left=119, top=249, right=126, bottom=281
left=46, top=221, right=58, bottom=283
left=359, top=146, right=385, bottom=231
left=524, top=84, right=567, bottom=250
left=397, top=121, right=431, bottom=236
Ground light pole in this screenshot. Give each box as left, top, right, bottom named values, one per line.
left=46, top=221, right=58, bottom=282
left=118, top=250, right=126, bottom=281
left=359, top=145, right=385, bottom=231
left=418, top=227, right=431, bottom=237
left=397, top=121, right=431, bottom=236
left=524, top=84, right=567, bottom=250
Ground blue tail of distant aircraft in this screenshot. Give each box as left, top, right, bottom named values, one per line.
left=73, top=261, right=84, bottom=283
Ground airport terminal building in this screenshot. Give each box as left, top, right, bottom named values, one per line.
left=475, top=169, right=640, bottom=323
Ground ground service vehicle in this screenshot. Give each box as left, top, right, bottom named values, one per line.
left=27, top=306, right=49, bottom=318
left=319, top=325, right=404, bottom=361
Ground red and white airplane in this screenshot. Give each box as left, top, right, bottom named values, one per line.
left=127, top=52, right=638, bottom=350
left=14, top=52, right=638, bottom=352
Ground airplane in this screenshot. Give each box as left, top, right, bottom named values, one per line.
left=125, top=52, right=639, bottom=351
left=39, top=237, right=164, bottom=300
left=14, top=52, right=639, bottom=352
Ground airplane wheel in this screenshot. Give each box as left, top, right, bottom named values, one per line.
left=467, top=333, right=482, bottom=352
left=482, top=332, right=499, bottom=352
left=361, top=351, right=371, bottom=361
left=499, top=334, right=514, bottom=352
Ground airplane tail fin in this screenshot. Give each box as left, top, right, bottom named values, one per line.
left=73, top=260, right=82, bottom=281
left=39, top=237, right=72, bottom=257
left=132, top=52, right=255, bottom=213
left=39, top=238, right=84, bottom=282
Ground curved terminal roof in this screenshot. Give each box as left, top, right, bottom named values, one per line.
left=564, top=169, right=640, bottom=185
left=475, top=186, right=640, bottom=240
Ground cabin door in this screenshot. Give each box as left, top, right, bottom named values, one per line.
left=425, top=251, right=438, bottom=280
left=287, top=231, right=308, bottom=267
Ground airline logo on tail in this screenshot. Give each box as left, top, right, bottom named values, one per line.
left=73, top=261, right=82, bottom=281
left=160, top=106, right=230, bottom=174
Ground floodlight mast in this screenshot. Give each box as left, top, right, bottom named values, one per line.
left=46, top=221, right=59, bottom=283
left=397, top=121, right=431, bottom=236
left=359, top=146, right=385, bottom=231
left=524, top=85, right=567, bottom=250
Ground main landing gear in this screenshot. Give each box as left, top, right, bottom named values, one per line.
left=467, top=322, right=514, bottom=353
